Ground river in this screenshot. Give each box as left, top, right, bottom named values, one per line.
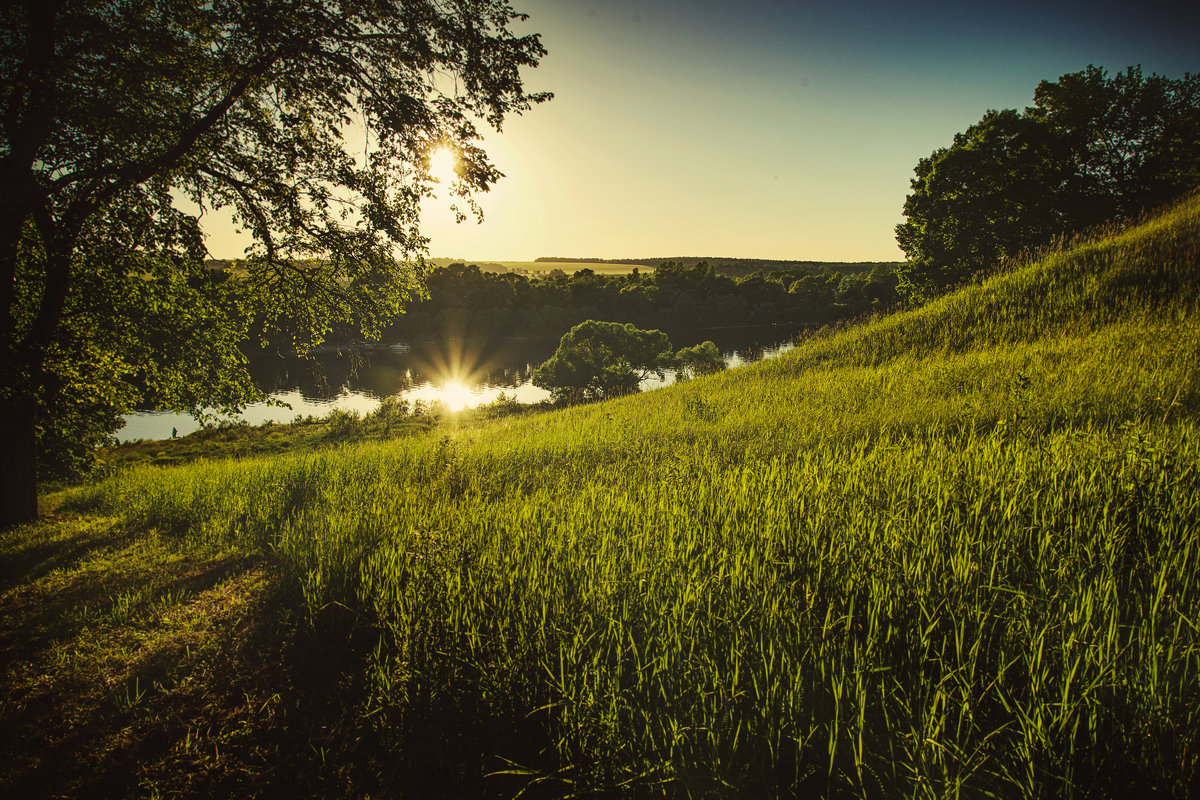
left=118, top=325, right=802, bottom=442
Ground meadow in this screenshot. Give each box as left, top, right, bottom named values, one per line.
left=4, top=194, right=1200, bottom=797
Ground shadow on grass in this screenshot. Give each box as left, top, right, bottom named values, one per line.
left=0, top=512, right=549, bottom=799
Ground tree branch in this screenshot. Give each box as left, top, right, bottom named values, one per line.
left=197, top=165, right=278, bottom=263
left=68, top=46, right=290, bottom=234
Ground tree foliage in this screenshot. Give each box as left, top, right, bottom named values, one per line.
left=532, top=320, right=675, bottom=403
left=0, top=0, right=549, bottom=524
left=897, top=65, right=1200, bottom=298
left=674, top=340, right=725, bottom=379
left=388, top=261, right=899, bottom=339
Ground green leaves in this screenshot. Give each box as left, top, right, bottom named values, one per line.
left=896, top=109, right=1071, bottom=298
left=674, top=340, right=725, bottom=379
left=897, top=65, right=1200, bottom=300
left=0, top=1, right=550, bottom=502
left=532, top=320, right=675, bottom=403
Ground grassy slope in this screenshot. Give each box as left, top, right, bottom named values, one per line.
left=5, top=195, right=1200, bottom=798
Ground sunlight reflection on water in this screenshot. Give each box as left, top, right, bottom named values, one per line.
left=117, top=381, right=552, bottom=443
left=118, top=331, right=796, bottom=442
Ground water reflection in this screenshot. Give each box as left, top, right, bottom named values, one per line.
left=246, top=335, right=549, bottom=400
left=119, top=326, right=800, bottom=442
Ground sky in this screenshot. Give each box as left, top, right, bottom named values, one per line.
left=211, top=0, right=1200, bottom=263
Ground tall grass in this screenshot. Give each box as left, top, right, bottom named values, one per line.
left=782, top=192, right=1200, bottom=370
left=64, top=193, right=1200, bottom=796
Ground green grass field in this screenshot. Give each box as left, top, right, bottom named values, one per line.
left=4, top=194, right=1200, bottom=798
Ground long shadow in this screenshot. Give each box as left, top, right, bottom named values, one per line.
left=2, top=514, right=559, bottom=799
left=0, top=516, right=140, bottom=591
left=1, top=511, right=262, bottom=795
left=0, top=527, right=250, bottom=671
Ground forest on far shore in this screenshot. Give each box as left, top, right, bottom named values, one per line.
left=382, top=260, right=901, bottom=340
left=533, top=255, right=902, bottom=278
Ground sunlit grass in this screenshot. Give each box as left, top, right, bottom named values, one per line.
left=47, top=192, right=1200, bottom=795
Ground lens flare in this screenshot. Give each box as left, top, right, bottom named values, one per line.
left=406, top=333, right=498, bottom=412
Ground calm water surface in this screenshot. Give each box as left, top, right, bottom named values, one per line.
left=119, top=326, right=801, bottom=442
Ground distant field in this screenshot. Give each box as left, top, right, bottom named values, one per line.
left=426, top=258, right=648, bottom=275
left=432, top=256, right=903, bottom=278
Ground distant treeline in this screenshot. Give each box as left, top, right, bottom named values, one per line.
left=385, top=260, right=900, bottom=340
left=535, top=256, right=901, bottom=279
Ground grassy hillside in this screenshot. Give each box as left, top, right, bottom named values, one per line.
left=5, top=194, right=1200, bottom=798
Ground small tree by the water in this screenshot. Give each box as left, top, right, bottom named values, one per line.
left=674, top=340, right=726, bottom=379
left=533, top=321, right=675, bottom=403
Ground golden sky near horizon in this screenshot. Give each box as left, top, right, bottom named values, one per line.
left=201, top=0, right=1200, bottom=264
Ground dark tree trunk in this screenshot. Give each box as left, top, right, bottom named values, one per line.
left=0, top=396, right=39, bottom=527
left=1, top=239, right=73, bottom=528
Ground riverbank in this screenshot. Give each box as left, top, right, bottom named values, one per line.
left=118, top=323, right=804, bottom=442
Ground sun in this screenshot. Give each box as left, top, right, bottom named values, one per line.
left=427, top=145, right=459, bottom=186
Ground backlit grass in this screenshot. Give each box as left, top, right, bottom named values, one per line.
left=27, top=192, right=1200, bottom=796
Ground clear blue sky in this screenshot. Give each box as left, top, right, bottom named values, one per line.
left=211, top=0, right=1200, bottom=262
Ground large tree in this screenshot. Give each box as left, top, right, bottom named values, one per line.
left=896, top=65, right=1200, bottom=298
left=0, top=0, right=549, bottom=526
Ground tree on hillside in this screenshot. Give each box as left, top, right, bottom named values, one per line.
left=897, top=65, right=1200, bottom=298
left=532, top=320, right=674, bottom=403
left=1029, top=66, right=1200, bottom=221
left=895, top=110, right=1070, bottom=293
left=0, top=1, right=549, bottom=526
